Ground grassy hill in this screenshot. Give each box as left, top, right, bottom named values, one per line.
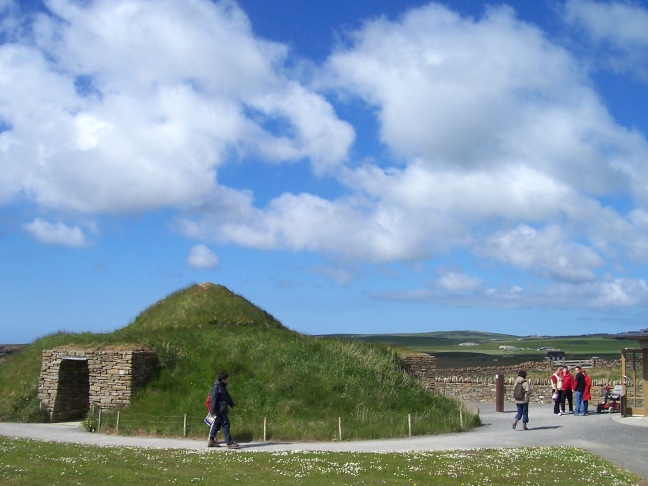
left=0, top=283, right=479, bottom=440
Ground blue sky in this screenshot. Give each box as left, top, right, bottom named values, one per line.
left=2, top=0, right=648, bottom=343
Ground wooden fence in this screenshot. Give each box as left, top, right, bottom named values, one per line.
left=550, top=359, right=594, bottom=368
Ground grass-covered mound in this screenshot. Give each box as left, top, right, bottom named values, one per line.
left=0, top=283, right=479, bottom=440
left=125, top=282, right=285, bottom=332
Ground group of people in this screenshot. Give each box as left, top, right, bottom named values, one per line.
left=206, top=371, right=240, bottom=449
left=551, top=365, right=593, bottom=416
left=512, top=364, right=593, bottom=431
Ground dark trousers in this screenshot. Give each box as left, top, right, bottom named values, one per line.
left=562, top=390, right=574, bottom=412
left=553, top=390, right=564, bottom=414
left=209, top=413, right=233, bottom=444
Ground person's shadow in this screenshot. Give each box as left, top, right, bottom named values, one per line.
left=522, top=426, right=561, bottom=430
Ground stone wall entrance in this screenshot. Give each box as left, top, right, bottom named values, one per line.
left=55, top=357, right=91, bottom=421
left=38, top=346, right=158, bottom=422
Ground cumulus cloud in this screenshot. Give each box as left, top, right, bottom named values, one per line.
left=4, top=0, right=648, bottom=314
left=23, top=218, right=90, bottom=247
left=436, top=271, right=483, bottom=292
left=565, top=0, right=648, bottom=45
left=0, top=0, right=353, bottom=213
left=564, top=0, right=648, bottom=81
left=378, top=274, right=648, bottom=310
left=187, top=244, right=219, bottom=269
left=178, top=189, right=468, bottom=262
left=482, top=224, right=603, bottom=283
left=179, top=4, right=648, bottom=271
left=324, top=3, right=648, bottom=197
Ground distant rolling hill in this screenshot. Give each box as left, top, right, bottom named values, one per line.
left=327, top=330, right=636, bottom=368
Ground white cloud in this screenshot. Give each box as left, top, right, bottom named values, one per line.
left=378, top=275, right=648, bottom=310
left=564, top=0, right=648, bottom=81
left=5, top=1, right=648, bottom=313
left=565, top=0, right=648, bottom=46
left=437, top=271, right=483, bottom=292
left=179, top=189, right=469, bottom=262
left=324, top=3, right=648, bottom=196
left=482, top=224, right=603, bottom=283
left=23, top=218, right=90, bottom=247
left=0, top=0, right=353, bottom=213
left=187, top=244, right=219, bottom=269
left=176, top=3, right=648, bottom=285
left=593, top=278, right=648, bottom=307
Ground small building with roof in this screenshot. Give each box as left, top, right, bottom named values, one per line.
left=545, top=350, right=565, bottom=361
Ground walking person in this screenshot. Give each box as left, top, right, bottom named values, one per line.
left=512, top=370, right=532, bottom=431
left=561, top=366, right=574, bottom=413
left=207, top=371, right=240, bottom=449
left=573, top=366, right=585, bottom=415
left=582, top=368, right=592, bottom=415
left=551, top=366, right=564, bottom=415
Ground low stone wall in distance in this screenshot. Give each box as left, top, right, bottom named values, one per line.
left=434, top=376, right=639, bottom=404
left=401, top=354, right=626, bottom=404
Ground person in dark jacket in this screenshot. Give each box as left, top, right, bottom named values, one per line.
left=207, top=371, right=239, bottom=449
left=573, top=366, right=586, bottom=415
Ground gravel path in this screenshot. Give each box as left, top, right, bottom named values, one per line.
left=1, top=402, right=647, bottom=479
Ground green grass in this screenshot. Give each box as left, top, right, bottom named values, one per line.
left=0, top=283, right=479, bottom=440
left=0, top=437, right=639, bottom=485
left=332, top=331, right=640, bottom=367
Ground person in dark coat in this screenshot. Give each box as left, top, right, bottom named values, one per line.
left=207, top=371, right=239, bottom=449
left=573, top=366, right=586, bottom=415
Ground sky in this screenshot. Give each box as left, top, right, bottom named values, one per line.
left=2, top=0, right=648, bottom=343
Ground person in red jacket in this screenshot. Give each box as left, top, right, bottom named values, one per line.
left=561, top=366, right=574, bottom=414
left=582, top=369, right=593, bottom=415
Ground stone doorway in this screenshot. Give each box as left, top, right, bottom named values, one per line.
left=54, top=357, right=90, bottom=421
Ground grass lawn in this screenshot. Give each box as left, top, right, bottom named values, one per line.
left=0, top=437, right=640, bottom=485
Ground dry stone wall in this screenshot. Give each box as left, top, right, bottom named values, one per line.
left=38, top=346, right=158, bottom=422
left=400, top=353, right=438, bottom=391
left=401, top=354, right=628, bottom=404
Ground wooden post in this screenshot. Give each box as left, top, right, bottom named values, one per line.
left=98, top=409, right=102, bottom=431
left=263, top=417, right=267, bottom=442
left=460, top=410, right=464, bottom=430
left=116, top=411, right=120, bottom=434
left=495, top=374, right=504, bottom=412
left=183, top=414, right=187, bottom=437
left=338, top=417, right=342, bottom=441
left=408, top=414, right=412, bottom=436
